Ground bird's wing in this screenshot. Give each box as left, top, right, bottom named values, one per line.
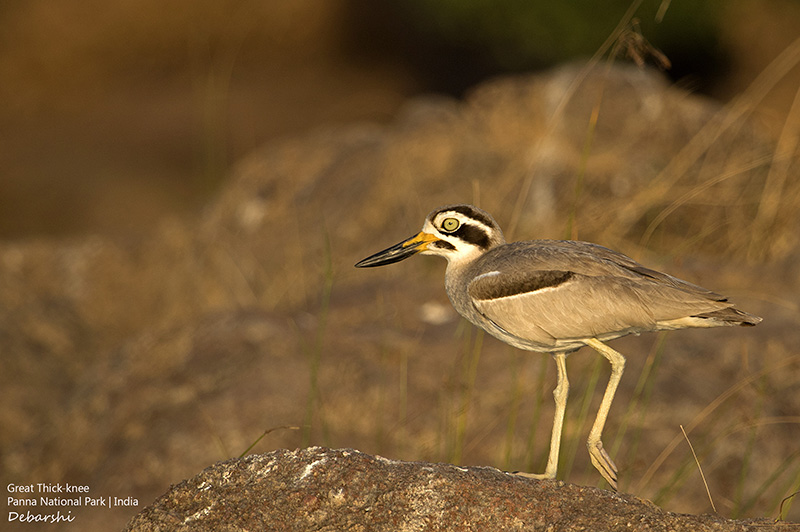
left=466, top=241, right=733, bottom=343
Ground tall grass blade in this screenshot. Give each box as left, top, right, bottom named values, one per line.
left=301, top=231, right=334, bottom=447
left=681, top=425, right=717, bottom=513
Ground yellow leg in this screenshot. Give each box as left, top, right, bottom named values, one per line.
left=584, top=338, right=626, bottom=490
left=515, top=353, right=568, bottom=481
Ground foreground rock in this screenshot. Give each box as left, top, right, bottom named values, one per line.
left=125, top=447, right=786, bottom=532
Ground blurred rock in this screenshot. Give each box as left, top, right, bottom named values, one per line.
left=2, top=64, right=798, bottom=532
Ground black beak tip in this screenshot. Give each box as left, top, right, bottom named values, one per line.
left=354, top=238, right=424, bottom=268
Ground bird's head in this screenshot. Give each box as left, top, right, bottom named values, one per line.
left=355, top=204, right=505, bottom=268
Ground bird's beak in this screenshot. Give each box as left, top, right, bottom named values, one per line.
left=355, top=232, right=439, bottom=268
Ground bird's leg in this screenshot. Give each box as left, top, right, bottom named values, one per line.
left=515, top=353, right=568, bottom=481
left=583, top=338, right=626, bottom=490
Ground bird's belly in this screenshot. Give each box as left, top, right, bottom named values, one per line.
left=480, top=318, right=644, bottom=354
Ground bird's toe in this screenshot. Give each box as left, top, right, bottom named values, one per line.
left=588, top=440, right=618, bottom=490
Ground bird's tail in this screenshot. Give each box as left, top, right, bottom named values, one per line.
left=692, top=306, right=762, bottom=326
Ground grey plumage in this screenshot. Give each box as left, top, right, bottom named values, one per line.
left=356, top=204, right=761, bottom=489
left=452, top=239, right=759, bottom=352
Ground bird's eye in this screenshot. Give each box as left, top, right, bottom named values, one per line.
left=441, top=218, right=460, bottom=232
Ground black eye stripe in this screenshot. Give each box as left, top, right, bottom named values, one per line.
left=430, top=240, right=456, bottom=251
left=453, top=224, right=491, bottom=250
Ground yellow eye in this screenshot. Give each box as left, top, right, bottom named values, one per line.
left=441, top=218, right=460, bottom=232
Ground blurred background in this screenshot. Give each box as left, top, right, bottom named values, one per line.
left=1, top=0, right=799, bottom=238
left=2, top=1, right=800, bottom=531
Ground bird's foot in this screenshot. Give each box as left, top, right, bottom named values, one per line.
left=587, top=439, right=618, bottom=490
left=510, top=470, right=557, bottom=481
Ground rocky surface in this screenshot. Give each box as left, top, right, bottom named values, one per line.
left=124, top=447, right=790, bottom=532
